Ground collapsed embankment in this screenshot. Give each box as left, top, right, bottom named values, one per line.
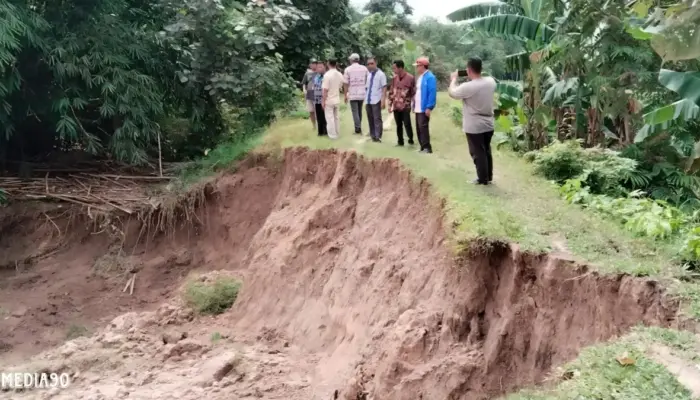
left=0, top=148, right=678, bottom=399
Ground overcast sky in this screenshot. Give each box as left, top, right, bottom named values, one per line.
left=351, top=0, right=476, bottom=21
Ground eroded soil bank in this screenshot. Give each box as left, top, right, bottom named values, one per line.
left=0, top=148, right=678, bottom=399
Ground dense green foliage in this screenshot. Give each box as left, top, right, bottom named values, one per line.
left=0, top=0, right=312, bottom=165
left=448, top=0, right=700, bottom=264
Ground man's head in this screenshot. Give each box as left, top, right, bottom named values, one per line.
left=413, top=57, right=429, bottom=74
left=466, top=57, right=483, bottom=79
left=328, top=59, right=338, bottom=69
left=348, top=53, right=360, bottom=64
left=367, top=57, right=377, bottom=72
left=392, top=60, right=405, bottom=75
left=309, top=60, right=317, bottom=70
left=316, top=62, right=326, bottom=73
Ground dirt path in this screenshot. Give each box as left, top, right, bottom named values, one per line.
left=0, top=148, right=678, bottom=399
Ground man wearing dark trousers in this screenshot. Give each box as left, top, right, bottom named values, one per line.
left=364, top=58, right=387, bottom=142
left=412, top=57, right=437, bottom=154
left=448, top=57, right=497, bottom=185
left=312, top=62, right=327, bottom=136
left=388, top=60, right=415, bottom=147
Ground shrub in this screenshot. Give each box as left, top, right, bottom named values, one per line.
left=579, top=148, right=638, bottom=196
left=529, top=141, right=640, bottom=197
left=561, top=180, right=689, bottom=240
left=528, top=140, right=588, bottom=183
left=681, top=226, right=700, bottom=263
left=183, top=276, right=241, bottom=316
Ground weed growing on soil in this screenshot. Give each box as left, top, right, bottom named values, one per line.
left=183, top=276, right=241, bottom=315
left=211, top=332, right=223, bottom=343
left=92, top=248, right=132, bottom=277
left=65, top=324, right=90, bottom=340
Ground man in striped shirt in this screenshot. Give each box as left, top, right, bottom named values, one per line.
left=365, top=57, right=387, bottom=142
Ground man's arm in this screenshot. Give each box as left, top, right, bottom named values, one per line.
left=387, top=77, right=394, bottom=110
left=380, top=72, right=388, bottom=108
left=301, top=73, right=308, bottom=95
left=343, top=69, right=349, bottom=102
left=322, top=77, right=329, bottom=108
left=448, top=76, right=473, bottom=100
left=425, top=75, right=438, bottom=111
left=409, top=76, right=416, bottom=112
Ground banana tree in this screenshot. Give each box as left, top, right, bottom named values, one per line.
left=626, top=0, right=700, bottom=175
left=448, top=0, right=564, bottom=149
left=628, top=0, right=700, bottom=143
left=637, top=71, right=700, bottom=142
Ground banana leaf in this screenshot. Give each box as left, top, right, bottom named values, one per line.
left=658, top=69, right=700, bottom=106
left=635, top=99, right=700, bottom=143
left=463, top=14, right=556, bottom=46
left=447, top=1, right=524, bottom=22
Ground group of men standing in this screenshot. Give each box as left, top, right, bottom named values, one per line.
left=301, top=54, right=438, bottom=154
left=301, top=54, right=498, bottom=185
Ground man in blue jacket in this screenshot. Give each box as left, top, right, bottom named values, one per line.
left=412, top=57, right=437, bottom=154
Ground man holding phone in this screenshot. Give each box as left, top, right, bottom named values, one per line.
left=448, top=57, right=497, bottom=185
left=448, top=57, right=496, bottom=185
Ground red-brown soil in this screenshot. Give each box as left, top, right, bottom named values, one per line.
left=0, top=148, right=679, bottom=399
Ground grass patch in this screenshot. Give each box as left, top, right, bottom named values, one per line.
left=508, top=326, right=698, bottom=399
left=65, top=324, right=90, bottom=340
left=211, top=331, right=223, bottom=343
left=92, top=247, right=132, bottom=277
left=183, top=276, right=241, bottom=316
left=180, top=136, right=263, bottom=184
left=287, top=109, right=310, bottom=119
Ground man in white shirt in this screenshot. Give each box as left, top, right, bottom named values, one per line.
left=322, top=59, right=347, bottom=139
left=448, top=57, right=497, bottom=185
left=343, top=53, right=368, bottom=135
left=364, top=57, right=387, bottom=142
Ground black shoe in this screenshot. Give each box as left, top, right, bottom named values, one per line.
left=372, top=138, right=381, bottom=143
left=420, top=149, right=432, bottom=154
left=408, top=140, right=415, bottom=145
left=471, top=179, right=489, bottom=185
left=354, top=129, right=361, bottom=134
left=396, top=143, right=404, bottom=147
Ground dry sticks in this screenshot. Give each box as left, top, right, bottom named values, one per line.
left=122, top=274, right=137, bottom=295
left=0, top=172, right=173, bottom=214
